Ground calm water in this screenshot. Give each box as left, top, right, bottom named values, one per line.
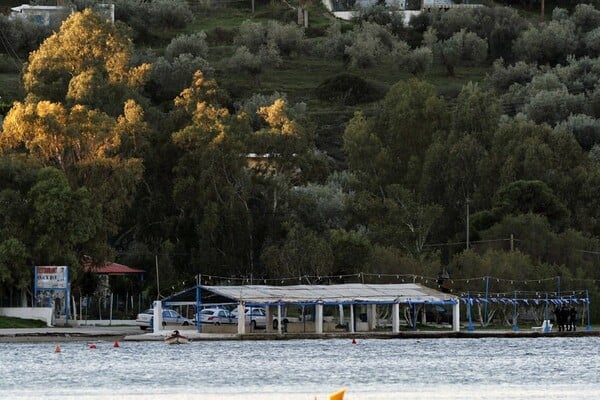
left=1, top=337, right=599, bottom=399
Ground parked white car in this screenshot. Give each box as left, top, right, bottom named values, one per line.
left=135, top=308, right=194, bottom=330
left=229, top=307, right=292, bottom=330
left=198, top=308, right=236, bottom=325
left=230, top=307, right=267, bottom=329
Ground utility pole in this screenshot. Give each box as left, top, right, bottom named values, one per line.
left=155, top=255, right=160, bottom=300
left=541, top=0, right=545, bottom=22
left=466, top=198, right=470, bottom=250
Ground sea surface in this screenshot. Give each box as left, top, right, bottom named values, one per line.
left=1, top=337, right=599, bottom=399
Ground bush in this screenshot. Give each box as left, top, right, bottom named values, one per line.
left=234, top=20, right=266, bottom=53
left=315, top=74, right=386, bottom=105
left=234, top=20, right=305, bottom=57
left=147, top=0, right=193, bottom=29
left=317, top=22, right=352, bottom=60
left=524, top=89, right=585, bottom=125
left=165, top=32, right=209, bottom=61
left=0, top=55, right=20, bottom=73
left=344, top=22, right=394, bottom=69
left=149, top=54, right=213, bottom=102
left=265, top=20, right=305, bottom=57
left=513, top=20, right=577, bottom=66
left=305, top=25, right=327, bottom=39
left=403, top=47, right=433, bottom=75
left=557, top=114, right=600, bottom=151
left=205, top=27, right=237, bottom=45
left=0, top=15, right=51, bottom=56
left=486, top=59, right=538, bottom=92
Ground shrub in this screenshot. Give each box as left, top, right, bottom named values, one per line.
left=524, top=89, right=585, bottom=125
left=486, top=59, right=538, bottom=92
left=147, top=0, right=192, bottom=29
left=0, top=15, right=51, bottom=56
left=265, top=20, right=305, bottom=57
left=165, top=32, right=209, bottom=61
left=317, top=22, right=352, bottom=60
left=227, top=44, right=282, bottom=76
left=344, top=22, right=394, bottom=69
left=513, top=20, right=577, bottom=66
left=315, top=74, right=386, bottom=105
left=0, top=54, right=19, bottom=73
left=205, top=27, right=237, bottom=45
left=404, top=47, right=433, bottom=75
left=557, top=114, right=600, bottom=151
left=234, top=20, right=266, bottom=53
left=305, top=25, right=327, bottom=39
left=149, top=54, right=213, bottom=102
left=570, top=3, right=600, bottom=34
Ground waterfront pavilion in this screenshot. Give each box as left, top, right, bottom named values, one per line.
left=161, top=283, right=460, bottom=335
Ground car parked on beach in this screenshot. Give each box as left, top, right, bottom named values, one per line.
left=135, top=308, right=194, bottom=330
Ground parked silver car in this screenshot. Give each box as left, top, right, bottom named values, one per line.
left=230, top=307, right=267, bottom=329
left=135, top=308, right=194, bottom=330
left=198, top=308, right=236, bottom=325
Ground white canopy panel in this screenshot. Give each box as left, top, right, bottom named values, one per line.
left=201, top=283, right=457, bottom=305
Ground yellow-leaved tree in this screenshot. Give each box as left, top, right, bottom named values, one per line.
left=1, top=9, right=151, bottom=263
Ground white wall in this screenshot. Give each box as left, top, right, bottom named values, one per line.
left=0, top=307, right=53, bottom=327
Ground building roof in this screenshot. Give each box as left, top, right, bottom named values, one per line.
left=85, top=262, right=145, bottom=275
left=164, top=283, right=458, bottom=306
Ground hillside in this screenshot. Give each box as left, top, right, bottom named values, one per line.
left=1, top=0, right=600, bottom=320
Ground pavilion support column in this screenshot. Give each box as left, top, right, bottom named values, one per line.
left=265, top=306, right=272, bottom=333
left=349, top=304, right=355, bottom=333
left=452, top=301, right=460, bottom=332
left=237, top=303, right=246, bottom=335
left=152, top=300, right=162, bottom=333
left=392, top=303, right=400, bottom=334
left=315, top=303, right=324, bottom=334
left=421, top=305, right=427, bottom=325
left=277, top=304, right=283, bottom=334
left=367, top=304, right=377, bottom=331
left=338, top=304, right=344, bottom=326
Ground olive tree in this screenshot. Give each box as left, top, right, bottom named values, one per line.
left=165, top=32, right=209, bottom=61
left=513, top=20, right=577, bottom=66
left=427, top=28, right=487, bottom=76
left=557, top=114, right=600, bottom=151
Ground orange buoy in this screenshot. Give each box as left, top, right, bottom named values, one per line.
left=351, top=338, right=357, bottom=344
left=54, top=344, right=61, bottom=353
left=113, top=341, right=120, bottom=348
left=89, top=344, right=97, bottom=349
left=329, top=387, right=346, bottom=400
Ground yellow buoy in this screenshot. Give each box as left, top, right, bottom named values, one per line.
left=329, top=387, right=346, bottom=400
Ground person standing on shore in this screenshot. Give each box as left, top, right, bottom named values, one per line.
left=554, top=306, right=562, bottom=331
left=569, top=306, right=577, bottom=331
left=561, top=306, right=570, bottom=331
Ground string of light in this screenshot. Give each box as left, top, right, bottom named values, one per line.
left=192, top=272, right=600, bottom=286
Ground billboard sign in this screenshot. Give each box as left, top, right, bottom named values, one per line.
left=36, top=266, right=68, bottom=289
left=34, top=266, right=70, bottom=322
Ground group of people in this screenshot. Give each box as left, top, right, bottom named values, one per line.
left=554, top=305, right=577, bottom=332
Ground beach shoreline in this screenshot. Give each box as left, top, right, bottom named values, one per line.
left=0, top=325, right=597, bottom=343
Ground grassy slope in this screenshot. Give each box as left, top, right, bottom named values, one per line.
left=0, top=316, right=47, bottom=328
left=0, top=2, right=498, bottom=162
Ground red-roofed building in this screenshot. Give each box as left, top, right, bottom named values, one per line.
left=86, top=262, right=145, bottom=276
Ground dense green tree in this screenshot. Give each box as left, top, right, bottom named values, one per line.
left=425, top=28, right=487, bottom=76
left=472, top=180, right=570, bottom=232
left=451, top=82, right=501, bottom=148
left=513, top=19, right=577, bottom=66
left=328, top=229, right=372, bottom=275
left=261, top=222, right=334, bottom=279
left=371, top=79, right=448, bottom=188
